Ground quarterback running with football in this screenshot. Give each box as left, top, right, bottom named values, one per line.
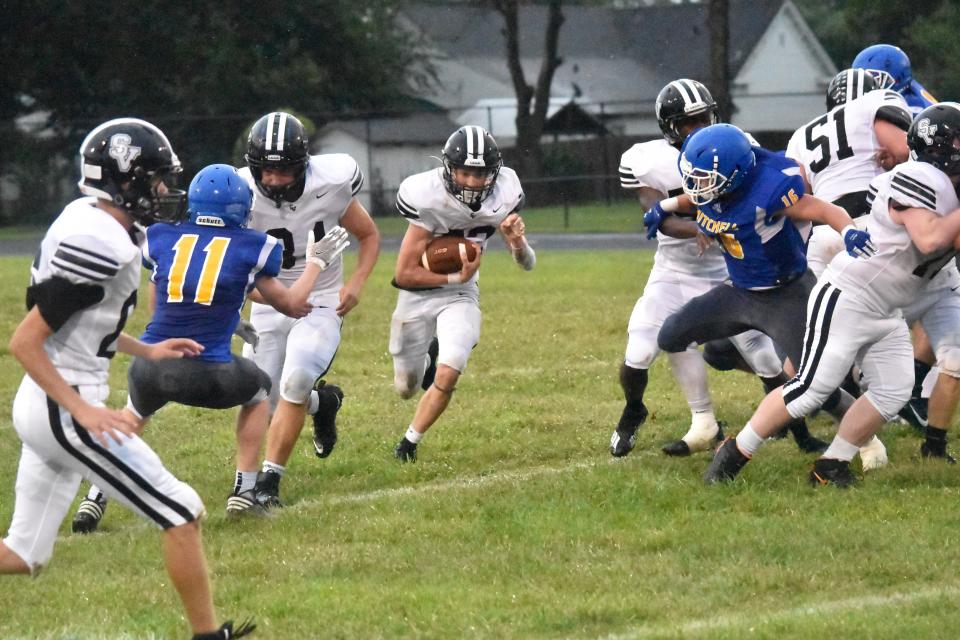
left=391, top=125, right=535, bottom=462
left=0, top=120, right=254, bottom=639
left=239, top=112, right=380, bottom=507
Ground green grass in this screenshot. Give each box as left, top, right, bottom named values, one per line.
left=1, top=250, right=959, bottom=639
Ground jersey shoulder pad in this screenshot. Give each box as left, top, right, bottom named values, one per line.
left=396, top=169, right=444, bottom=223
left=48, top=201, right=138, bottom=284
left=495, top=166, right=524, bottom=207
left=888, top=161, right=946, bottom=212
left=754, top=150, right=804, bottom=212
left=618, top=139, right=676, bottom=189
left=309, top=154, right=363, bottom=196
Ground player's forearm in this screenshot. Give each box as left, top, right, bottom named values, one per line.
left=509, top=237, right=536, bottom=271
left=905, top=208, right=960, bottom=253
left=346, top=232, right=380, bottom=291
left=116, top=333, right=154, bottom=359
left=285, top=263, right=322, bottom=307
left=658, top=215, right=699, bottom=239
left=10, top=315, right=88, bottom=417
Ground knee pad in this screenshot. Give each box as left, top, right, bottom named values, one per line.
left=280, top=368, right=315, bottom=405
left=657, top=317, right=686, bottom=353
left=936, top=345, right=960, bottom=379
left=243, top=370, right=272, bottom=407
left=865, top=383, right=912, bottom=422
left=394, top=371, right=419, bottom=399
left=702, top=339, right=739, bottom=371
left=782, top=379, right=834, bottom=419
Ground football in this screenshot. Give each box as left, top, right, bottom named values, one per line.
left=421, top=236, right=479, bottom=275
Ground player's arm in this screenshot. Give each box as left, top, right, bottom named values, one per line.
left=499, top=211, right=535, bottom=270
left=642, top=189, right=699, bottom=239
left=254, top=269, right=317, bottom=319
left=337, top=198, right=380, bottom=316
left=893, top=205, right=960, bottom=253
left=395, top=223, right=480, bottom=288
left=873, top=118, right=910, bottom=171
left=10, top=294, right=136, bottom=445
left=782, top=193, right=854, bottom=233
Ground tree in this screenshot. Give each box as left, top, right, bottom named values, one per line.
left=491, top=0, right=565, bottom=180
left=707, top=0, right=732, bottom=120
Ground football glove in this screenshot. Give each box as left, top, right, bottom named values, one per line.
left=234, top=318, right=259, bottom=352
left=643, top=202, right=668, bottom=240
left=842, top=225, right=876, bottom=258
left=191, top=618, right=256, bottom=639
left=306, top=226, right=350, bottom=270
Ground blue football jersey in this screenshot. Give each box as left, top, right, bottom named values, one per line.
left=141, top=222, right=282, bottom=362
left=902, top=80, right=936, bottom=115
left=693, top=148, right=808, bottom=290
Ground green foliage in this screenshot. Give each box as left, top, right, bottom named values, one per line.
left=2, top=250, right=960, bottom=637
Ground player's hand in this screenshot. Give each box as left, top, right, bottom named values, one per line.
left=147, top=338, right=204, bottom=360
left=874, top=148, right=898, bottom=171
left=336, top=281, right=362, bottom=317
left=643, top=202, right=668, bottom=240
left=843, top=225, right=876, bottom=258
left=73, top=403, right=138, bottom=447
left=306, top=226, right=350, bottom=271
left=500, top=213, right=526, bottom=249
left=234, top=318, right=260, bottom=351
left=457, top=241, right=482, bottom=283
left=695, top=231, right=713, bottom=257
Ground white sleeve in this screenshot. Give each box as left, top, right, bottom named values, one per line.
left=48, top=234, right=126, bottom=285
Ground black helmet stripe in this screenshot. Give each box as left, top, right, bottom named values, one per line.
left=464, top=125, right=485, bottom=166
left=672, top=79, right=703, bottom=109
left=265, top=112, right=289, bottom=152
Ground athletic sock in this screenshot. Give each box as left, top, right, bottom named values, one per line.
left=262, top=461, right=286, bottom=476
left=735, top=422, right=764, bottom=457
left=913, top=359, right=933, bottom=398
left=405, top=425, right=424, bottom=444
left=235, top=470, right=258, bottom=494
left=307, top=389, right=320, bottom=415
left=822, top=435, right=859, bottom=462
left=617, top=364, right=649, bottom=430
left=86, top=485, right=105, bottom=502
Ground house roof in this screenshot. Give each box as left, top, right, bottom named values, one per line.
left=318, top=111, right=461, bottom=145
left=402, top=1, right=790, bottom=104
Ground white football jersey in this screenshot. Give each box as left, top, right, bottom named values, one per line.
left=619, top=138, right=726, bottom=276
left=239, top=153, right=363, bottom=307
left=826, top=160, right=960, bottom=313
left=30, top=197, right=142, bottom=385
left=786, top=90, right=909, bottom=204
left=395, top=166, right=524, bottom=286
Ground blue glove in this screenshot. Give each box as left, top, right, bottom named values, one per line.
left=643, top=202, right=668, bottom=240
left=843, top=225, right=876, bottom=258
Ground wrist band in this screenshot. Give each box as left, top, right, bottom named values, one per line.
left=447, top=273, right=462, bottom=284
left=660, top=196, right=680, bottom=212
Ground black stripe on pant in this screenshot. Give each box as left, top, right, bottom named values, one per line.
left=783, top=283, right=842, bottom=404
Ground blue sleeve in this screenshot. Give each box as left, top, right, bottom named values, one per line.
left=905, top=80, right=936, bottom=108
left=142, top=226, right=159, bottom=274
left=257, top=242, right=283, bottom=279
left=764, top=173, right=806, bottom=221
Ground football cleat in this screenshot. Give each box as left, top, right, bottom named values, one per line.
left=899, top=398, right=929, bottom=434
left=920, top=440, right=957, bottom=464
left=192, top=618, right=256, bottom=639
left=609, top=403, right=648, bottom=458
left=809, top=458, right=856, bottom=488
left=394, top=437, right=418, bottom=463
left=787, top=418, right=829, bottom=454
left=312, top=381, right=344, bottom=459
left=72, top=495, right=107, bottom=534
left=226, top=489, right=270, bottom=520
left=421, top=337, right=439, bottom=391
left=253, top=470, right=283, bottom=509
left=662, top=422, right=725, bottom=457
left=703, top=438, right=751, bottom=484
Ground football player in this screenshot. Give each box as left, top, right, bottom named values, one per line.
left=0, top=120, right=254, bottom=639
left=706, top=104, right=960, bottom=486
left=70, top=164, right=349, bottom=533
left=785, top=68, right=912, bottom=469
left=853, top=43, right=936, bottom=116
left=612, top=79, right=811, bottom=459
left=652, top=124, right=871, bottom=448
left=239, top=112, right=380, bottom=507
left=390, top=126, right=535, bottom=462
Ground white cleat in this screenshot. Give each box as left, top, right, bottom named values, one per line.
left=859, top=435, right=888, bottom=471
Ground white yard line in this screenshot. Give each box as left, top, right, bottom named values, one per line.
left=598, top=583, right=960, bottom=639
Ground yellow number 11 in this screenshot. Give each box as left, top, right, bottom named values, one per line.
left=166, top=234, right=231, bottom=305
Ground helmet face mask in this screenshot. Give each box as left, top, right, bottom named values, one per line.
left=77, top=118, right=186, bottom=224
left=908, top=103, right=960, bottom=177
left=245, top=112, right=309, bottom=206
left=656, top=79, right=720, bottom=147
left=442, top=126, right=502, bottom=207
left=186, top=164, right=253, bottom=228
left=679, top=124, right=755, bottom=206
left=826, top=68, right=879, bottom=110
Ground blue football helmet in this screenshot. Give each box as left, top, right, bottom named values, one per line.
left=186, top=164, right=253, bottom=228
left=679, top=124, right=755, bottom=206
left=852, top=44, right=912, bottom=93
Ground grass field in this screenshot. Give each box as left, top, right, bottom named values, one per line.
left=1, top=249, right=960, bottom=639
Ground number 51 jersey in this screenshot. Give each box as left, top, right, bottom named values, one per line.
left=238, top=153, right=363, bottom=309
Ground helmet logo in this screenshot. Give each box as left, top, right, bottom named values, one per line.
left=108, top=133, right=141, bottom=173
left=916, top=118, right=937, bottom=146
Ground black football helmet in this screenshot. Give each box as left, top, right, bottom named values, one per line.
left=77, top=118, right=186, bottom=224
left=908, top=103, right=960, bottom=176
left=442, top=125, right=502, bottom=208
left=655, top=79, right=720, bottom=147
left=245, top=112, right=310, bottom=206
left=826, top=68, right=879, bottom=111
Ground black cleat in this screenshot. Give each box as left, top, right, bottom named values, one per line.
left=72, top=495, right=107, bottom=534
left=253, top=470, right=283, bottom=509
left=899, top=398, right=929, bottom=435
left=192, top=618, right=256, bottom=639
left=703, top=438, right=751, bottom=484
left=809, top=458, right=856, bottom=487
left=920, top=440, right=957, bottom=464
left=226, top=489, right=270, bottom=520
left=395, top=437, right=418, bottom=462
left=312, top=381, right=343, bottom=459
left=788, top=418, right=829, bottom=454
left=662, top=422, right=725, bottom=457
left=421, top=337, right=439, bottom=391
left=609, top=403, right=648, bottom=458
